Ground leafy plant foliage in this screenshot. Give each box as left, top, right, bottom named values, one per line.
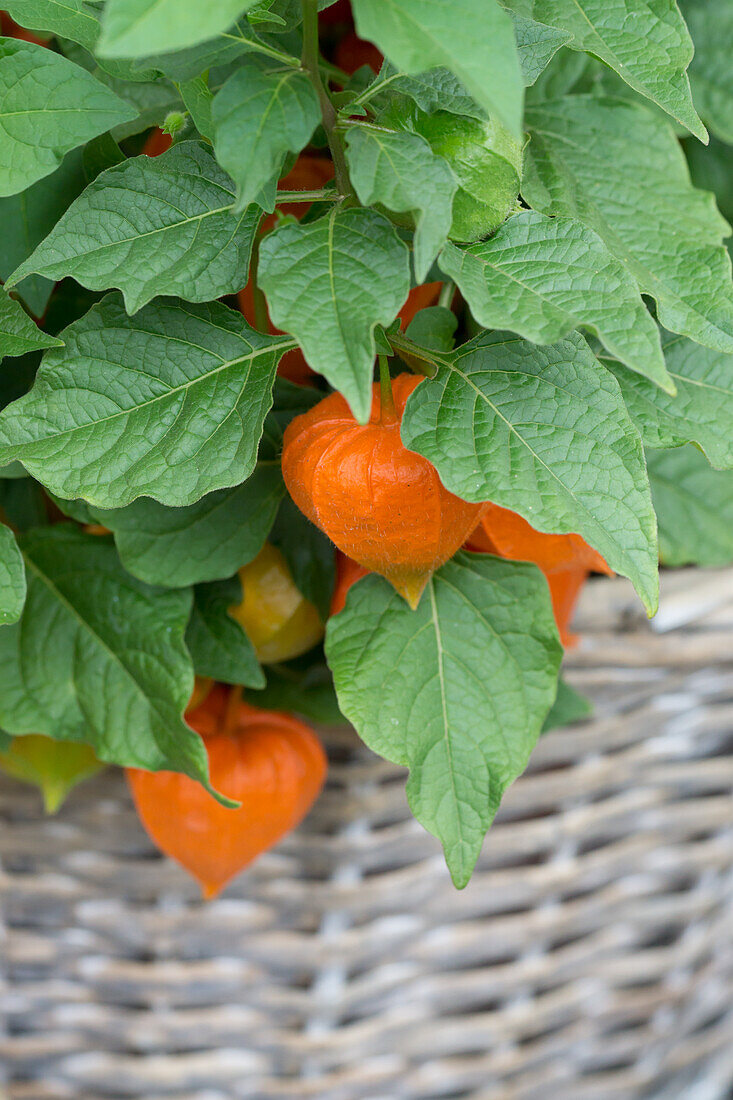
left=0, top=0, right=731, bottom=884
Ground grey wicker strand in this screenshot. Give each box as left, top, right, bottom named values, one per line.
left=2, top=569, right=733, bottom=1100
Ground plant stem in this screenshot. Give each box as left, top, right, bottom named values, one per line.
left=274, top=188, right=336, bottom=204
left=378, top=354, right=397, bottom=424
left=438, top=280, right=455, bottom=310
left=301, top=0, right=353, bottom=199
left=387, top=333, right=440, bottom=378
left=249, top=232, right=270, bottom=333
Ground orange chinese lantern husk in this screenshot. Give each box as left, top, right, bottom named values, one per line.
left=397, top=281, right=443, bottom=329
left=330, top=552, right=369, bottom=616
left=334, top=31, right=383, bottom=75
left=142, top=128, right=172, bottom=157
left=126, top=686, right=327, bottom=899
left=466, top=503, right=613, bottom=645
left=283, top=374, right=488, bottom=609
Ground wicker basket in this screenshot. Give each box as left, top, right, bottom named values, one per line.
left=2, top=569, right=733, bottom=1100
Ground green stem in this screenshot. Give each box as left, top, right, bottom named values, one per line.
left=438, top=280, right=455, bottom=310
left=220, top=32, right=301, bottom=68
left=378, top=354, right=397, bottom=424
left=387, top=333, right=440, bottom=378
left=301, top=0, right=353, bottom=199
left=274, top=188, right=336, bottom=204
left=345, top=70, right=403, bottom=112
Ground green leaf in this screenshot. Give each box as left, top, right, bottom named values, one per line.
left=647, top=446, right=733, bottom=567
left=503, top=0, right=705, bottom=139
left=405, top=306, right=457, bottom=352
left=269, top=496, right=336, bottom=622
left=212, top=56, right=321, bottom=212
left=0, top=734, right=103, bottom=813
left=541, top=675, right=592, bottom=732
left=0, top=39, right=135, bottom=196
left=326, top=555, right=563, bottom=887
left=600, top=331, right=733, bottom=469
left=680, top=0, right=733, bottom=144
left=0, top=288, right=62, bottom=358
left=0, top=478, right=47, bottom=530
left=185, top=576, right=265, bottom=687
left=503, top=7, right=571, bottom=86
left=524, top=97, right=733, bottom=354
left=0, top=522, right=26, bottom=625
left=0, top=526, right=222, bottom=792
left=351, top=0, right=524, bottom=138
left=439, top=211, right=671, bottom=391
left=255, top=661, right=345, bottom=726
left=4, top=0, right=100, bottom=50
left=133, top=30, right=252, bottom=83
left=97, top=0, right=260, bottom=57
left=401, top=331, right=659, bottom=613
left=345, top=125, right=457, bottom=282
left=8, top=142, right=260, bottom=314
left=82, top=131, right=125, bottom=182
left=0, top=150, right=87, bottom=317
left=179, top=76, right=215, bottom=141
left=88, top=464, right=285, bottom=587
left=0, top=295, right=291, bottom=508
left=375, top=66, right=485, bottom=120
left=259, top=207, right=410, bottom=422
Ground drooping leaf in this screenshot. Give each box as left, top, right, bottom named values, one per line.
left=326, top=555, right=563, bottom=887
left=375, top=65, right=485, bottom=120
left=8, top=142, right=260, bottom=314
left=440, top=211, right=670, bottom=390
left=680, top=0, right=733, bottom=144
left=345, top=125, right=457, bottom=282
left=259, top=207, right=410, bottom=422
left=0, top=522, right=26, bottom=625
left=133, top=30, right=252, bottom=83
left=0, top=527, right=222, bottom=792
left=600, top=331, right=733, bottom=469
left=88, top=464, right=285, bottom=587
left=0, top=295, right=291, bottom=508
left=647, top=446, right=733, bottom=567
left=4, top=0, right=101, bottom=50
left=0, top=150, right=87, bottom=317
left=351, top=0, right=524, bottom=138
left=0, top=734, right=103, bottom=813
left=212, top=55, right=321, bottom=212
left=0, top=39, right=135, bottom=196
left=503, top=7, right=571, bottom=86
left=401, top=330, right=659, bottom=613
left=541, top=676, right=592, bottom=732
left=185, top=576, right=265, bottom=687
left=523, top=97, right=733, bottom=354
left=269, top=496, right=336, bottom=622
left=97, top=0, right=261, bottom=57
left=0, top=288, right=62, bottom=358
left=504, top=0, right=705, bottom=139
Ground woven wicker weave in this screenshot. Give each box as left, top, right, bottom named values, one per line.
left=2, top=569, right=733, bottom=1100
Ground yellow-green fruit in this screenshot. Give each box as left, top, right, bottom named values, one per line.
left=415, top=110, right=523, bottom=241
left=230, top=543, right=324, bottom=664
left=0, top=735, right=103, bottom=813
